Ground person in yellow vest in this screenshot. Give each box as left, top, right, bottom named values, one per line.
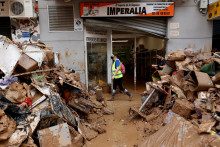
left=108, top=53, right=132, bottom=101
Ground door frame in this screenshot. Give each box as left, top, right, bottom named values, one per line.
left=84, top=27, right=112, bottom=89
left=84, top=29, right=140, bottom=90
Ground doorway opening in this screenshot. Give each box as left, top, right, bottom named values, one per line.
left=136, top=36, right=166, bottom=82
left=112, top=37, right=135, bottom=89
left=213, top=20, right=220, bottom=53
left=112, top=32, right=166, bottom=91
left=0, top=17, right=12, bottom=40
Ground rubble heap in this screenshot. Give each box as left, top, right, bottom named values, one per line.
left=0, top=35, right=109, bottom=146
left=139, top=49, right=220, bottom=146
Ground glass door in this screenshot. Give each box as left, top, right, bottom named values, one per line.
left=86, top=38, right=107, bottom=89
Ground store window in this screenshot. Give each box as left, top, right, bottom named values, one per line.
left=87, top=38, right=107, bottom=89
left=48, top=5, right=74, bottom=31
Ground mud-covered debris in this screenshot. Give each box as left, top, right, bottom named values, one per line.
left=38, top=123, right=72, bottom=147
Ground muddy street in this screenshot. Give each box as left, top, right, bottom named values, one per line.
left=85, top=88, right=146, bottom=147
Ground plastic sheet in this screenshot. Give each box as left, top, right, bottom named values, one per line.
left=140, top=112, right=220, bottom=147
left=0, top=94, right=30, bottom=124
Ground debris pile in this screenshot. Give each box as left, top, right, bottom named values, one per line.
left=137, top=49, right=220, bottom=145
left=0, top=35, right=109, bottom=146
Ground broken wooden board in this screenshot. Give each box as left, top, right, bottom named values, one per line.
left=68, top=97, right=94, bottom=114
left=129, top=106, right=148, bottom=120
left=38, top=108, right=63, bottom=130
left=31, top=83, right=51, bottom=96
left=30, top=95, right=47, bottom=110
left=28, top=113, right=41, bottom=136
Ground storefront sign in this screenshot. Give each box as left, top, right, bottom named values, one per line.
left=208, top=1, right=220, bottom=20
left=86, top=37, right=107, bottom=43
left=80, top=2, right=174, bottom=17
left=0, top=1, right=9, bottom=16
left=86, top=27, right=107, bottom=35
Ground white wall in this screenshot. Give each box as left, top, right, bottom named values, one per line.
left=38, top=0, right=85, bottom=83
left=39, top=0, right=213, bottom=84
left=39, top=0, right=163, bottom=85
left=166, top=0, right=213, bottom=57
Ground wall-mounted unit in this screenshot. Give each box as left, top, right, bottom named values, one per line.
left=9, top=0, right=34, bottom=18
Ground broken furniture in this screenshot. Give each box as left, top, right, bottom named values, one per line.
left=129, top=84, right=166, bottom=120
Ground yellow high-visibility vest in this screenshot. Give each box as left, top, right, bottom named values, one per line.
left=112, top=59, right=123, bottom=79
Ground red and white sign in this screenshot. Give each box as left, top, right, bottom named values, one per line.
left=80, top=2, right=174, bottom=17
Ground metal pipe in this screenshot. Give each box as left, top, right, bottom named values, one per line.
left=212, top=113, right=220, bottom=122
left=139, top=89, right=156, bottom=111
left=134, top=35, right=137, bottom=91
left=214, top=53, right=220, bottom=58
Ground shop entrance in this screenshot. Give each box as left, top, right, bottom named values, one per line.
left=112, top=37, right=135, bottom=89
left=84, top=18, right=168, bottom=90
left=213, top=20, right=220, bottom=53
left=112, top=32, right=166, bottom=91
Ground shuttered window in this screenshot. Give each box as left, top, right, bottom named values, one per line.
left=48, top=5, right=74, bottom=31
left=84, top=18, right=167, bottom=38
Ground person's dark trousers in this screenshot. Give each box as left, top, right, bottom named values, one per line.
left=113, top=78, right=125, bottom=91
left=108, top=77, right=132, bottom=101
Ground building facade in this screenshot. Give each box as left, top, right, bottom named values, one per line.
left=0, top=0, right=215, bottom=89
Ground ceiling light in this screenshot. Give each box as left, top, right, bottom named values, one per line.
left=112, top=40, right=129, bottom=43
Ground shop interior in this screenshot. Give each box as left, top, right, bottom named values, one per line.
left=112, top=37, right=134, bottom=88
left=112, top=31, right=166, bottom=90
left=86, top=27, right=166, bottom=90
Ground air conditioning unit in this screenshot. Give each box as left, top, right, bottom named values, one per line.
left=9, top=0, right=34, bottom=18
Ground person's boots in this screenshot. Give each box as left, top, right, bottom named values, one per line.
left=124, top=89, right=132, bottom=101
left=108, top=89, right=116, bottom=101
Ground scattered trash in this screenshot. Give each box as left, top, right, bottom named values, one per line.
left=0, top=36, right=109, bottom=146
left=136, top=49, right=220, bottom=145
left=2, top=34, right=220, bottom=146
